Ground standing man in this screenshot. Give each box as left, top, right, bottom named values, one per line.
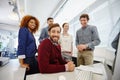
left=76, top=14, right=100, bottom=66
left=38, top=17, right=54, bottom=43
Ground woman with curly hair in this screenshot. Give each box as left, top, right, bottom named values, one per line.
left=17, top=15, right=40, bottom=75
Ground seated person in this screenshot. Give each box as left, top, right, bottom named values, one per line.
left=38, top=23, right=75, bottom=73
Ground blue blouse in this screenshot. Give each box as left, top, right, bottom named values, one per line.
left=17, top=27, right=37, bottom=58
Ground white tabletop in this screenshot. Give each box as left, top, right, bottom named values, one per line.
left=0, top=59, right=26, bottom=80
left=26, top=63, right=107, bottom=80
left=26, top=70, right=104, bottom=80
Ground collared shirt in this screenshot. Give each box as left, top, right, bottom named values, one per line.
left=17, top=27, right=37, bottom=59
left=76, top=25, right=100, bottom=50
left=38, top=26, right=49, bottom=43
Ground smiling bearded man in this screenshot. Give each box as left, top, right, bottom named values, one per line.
left=38, top=23, right=75, bottom=73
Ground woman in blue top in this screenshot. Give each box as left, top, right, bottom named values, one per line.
left=17, top=15, right=40, bottom=75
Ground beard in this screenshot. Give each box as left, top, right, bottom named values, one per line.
left=50, top=36, right=59, bottom=43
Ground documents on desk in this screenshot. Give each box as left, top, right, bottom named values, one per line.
left=76, top=63, right=103, bottom=75
left=76, top=71, right=93, bottom=80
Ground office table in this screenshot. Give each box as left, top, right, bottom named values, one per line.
left=26, top=63, right=107, bottom=80
left=0, top=59, right=26, bottom=80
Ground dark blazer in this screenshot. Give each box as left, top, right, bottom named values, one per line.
left=17, top=27, right=37, bottom=58
left=38, top=38, right=67, bottom=73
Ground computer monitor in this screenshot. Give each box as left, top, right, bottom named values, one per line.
left=112, top=36, right=120, bottom=80
left=111, top=17, right=120, bottom=80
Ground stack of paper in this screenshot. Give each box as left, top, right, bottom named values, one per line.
left=76, top=64, right=103, bottom=75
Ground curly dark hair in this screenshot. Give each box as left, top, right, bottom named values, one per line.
left=20, top=15, right=40, bottom=33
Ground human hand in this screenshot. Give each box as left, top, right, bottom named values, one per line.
left=77, top=44, right=88, bottom=52
left=20, top=63, right=30, bottom=71
left=66, top=61, right=75, bottom=72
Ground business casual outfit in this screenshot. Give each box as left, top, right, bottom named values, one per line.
left=17, top=27, right=39, bottom=75
left=76, top=25, right=100, bottom=66
left=38, top=38, right=67, bottom=73
left=60, top=34, right=73, bottom=61
left=38, top=26, right=49, bottom=43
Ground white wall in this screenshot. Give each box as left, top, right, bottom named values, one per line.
left=69, top=0, right=120, bottom=68
left=69, top=0, right=120, bottom=48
